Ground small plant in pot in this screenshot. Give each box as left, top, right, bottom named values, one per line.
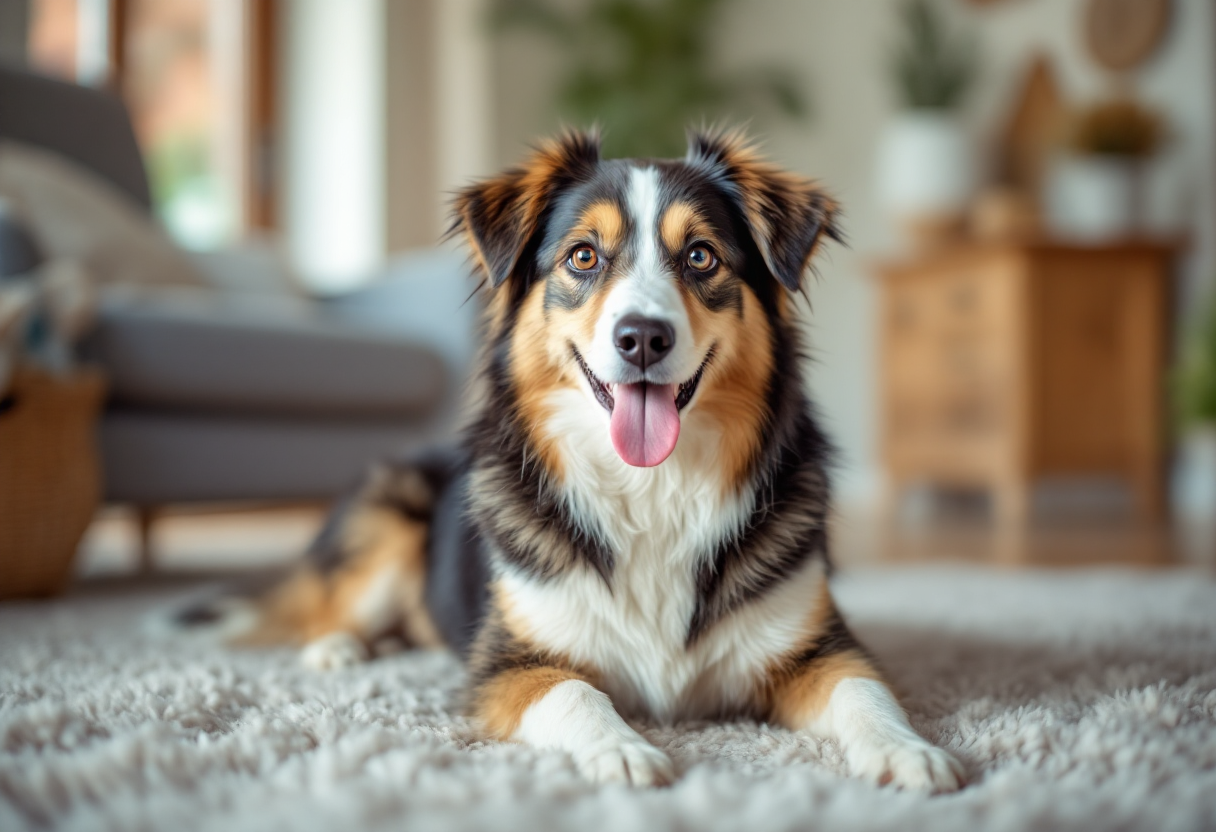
left=1173, top=289, right=1216, bottom=523
left=876, top=0, right=978, bottom=247
left=1046, top=98, right=1164, bottom=240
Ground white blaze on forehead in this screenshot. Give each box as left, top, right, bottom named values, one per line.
left=584, top=166, right=700, bottom=384
left=630, top=164, right=664, bottom=282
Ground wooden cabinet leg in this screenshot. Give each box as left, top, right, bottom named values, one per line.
left=880, top=476, right=906, bottom=529
left=994, top=481, right=1031, bottom=528
left=1130, top=467, right=1166, bottom=525
left=992, top=481, right=1031, bottom=565
left=135, top=506, right=159, bottom=573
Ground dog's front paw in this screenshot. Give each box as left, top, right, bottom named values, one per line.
left=573, top=737, right=675, bottom=787
left=848, top=739, right=964, bottom=793
left=300, top=631, right=369, bottom=670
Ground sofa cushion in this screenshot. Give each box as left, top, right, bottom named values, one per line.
left=88, top=294, right=447, bottom=419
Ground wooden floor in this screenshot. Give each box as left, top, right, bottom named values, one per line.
left=76, top=499, right=1215, bottom=579
left=833, top=491, right=1214, bottom=570
left=78, top=505, right=325, bottom=577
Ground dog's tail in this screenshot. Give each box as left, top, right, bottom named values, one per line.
left=152, top=584, right=266, bottom=643
left=153, top=455, right=452, bottom=651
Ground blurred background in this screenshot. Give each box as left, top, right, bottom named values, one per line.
left=0, top=0, right=1213, bottom=597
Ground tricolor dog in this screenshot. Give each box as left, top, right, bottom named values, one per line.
left=180, top=129, right=964, bottom=792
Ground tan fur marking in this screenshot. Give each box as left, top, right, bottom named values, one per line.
left=768, top=650, right=884, bottom=728
left=683, top=283, right=774, bottom=492
left=507, top=281, right=571, bottom=479
left=350, top=508, right=444, bottom=649
left=766, top=580, right=883, bottom=728
left=577, top=201, right=625, bottom=253
left=474, top=666, right=586, bottom=740
left=659, top=202, right=712, bottom=253
left=238, top=507, right=440, bottom=648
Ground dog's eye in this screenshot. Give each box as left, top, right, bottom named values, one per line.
left=569, top=246, right=599, bottom=271
left=687, top=245, right=716, bottom=272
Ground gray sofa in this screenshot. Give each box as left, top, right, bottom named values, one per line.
left=0, top=65, right=478, bottom=561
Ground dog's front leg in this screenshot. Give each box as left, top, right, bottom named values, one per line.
left=770, top=651, right=965, bottom=793
left=474, top=668, right=674, bottom=787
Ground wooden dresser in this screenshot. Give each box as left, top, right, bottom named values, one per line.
left=875, top=239, right=1176, bottom=525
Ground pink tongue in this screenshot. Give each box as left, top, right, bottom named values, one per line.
left=609, top=383, right=681, bottom=467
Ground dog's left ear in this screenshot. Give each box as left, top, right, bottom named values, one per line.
left=687, top=129, right=841, bottom=292
left=451, top=129, right=600, bottom=289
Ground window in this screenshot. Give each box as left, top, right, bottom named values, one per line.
left=25, top=0, right=277, bottom=248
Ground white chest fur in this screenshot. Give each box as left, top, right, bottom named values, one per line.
left=497, top=390, right=823, bottom=722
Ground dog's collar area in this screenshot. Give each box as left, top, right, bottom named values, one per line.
left=571, top=344, right=713, bottom=414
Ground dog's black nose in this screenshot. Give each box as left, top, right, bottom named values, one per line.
left=614, top=315, right=675, bottom=370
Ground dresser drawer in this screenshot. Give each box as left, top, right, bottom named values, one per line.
left=886, top=269, right=1005, bottom=338
left=887, top=384, right=1006, bottom=438
left=886, top=330, right=1008, bottom=397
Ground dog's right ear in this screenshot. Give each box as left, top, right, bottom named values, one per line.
left=686, top=127, right=841, bottom=293
left=450, top=130, right=600, bottom=289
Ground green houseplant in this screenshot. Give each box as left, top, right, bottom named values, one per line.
left=490, top=0, right=808, bottom=159
left=1175, top=292, right=1216, bottom=430
left=1173, top=290, right=1216, bottom=520
left=1047, top=97, right=1166, bottom=239
left=890, top=0, right=977, bottom=111
left=876, top=0, right=979, bottom=243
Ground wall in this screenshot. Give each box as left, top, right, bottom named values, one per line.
left=385, top=0, right=439, bottom=251
left=279, top=0, right=385, bottom=293
left=289, top=0, right=494, bottom=258
left=490, top=0, right=1216, bottom=502
left=0, top=0, right=30, bottom=65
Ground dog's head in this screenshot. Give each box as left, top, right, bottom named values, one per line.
left=453, top=128, right=839, bottom=476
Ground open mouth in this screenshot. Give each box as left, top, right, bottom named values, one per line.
left=571, top=345, right=713, bottom=415
left=571, top=344, right=714, bottom=468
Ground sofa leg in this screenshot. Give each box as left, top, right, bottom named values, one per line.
left=135, top=506, right=159, bottom=573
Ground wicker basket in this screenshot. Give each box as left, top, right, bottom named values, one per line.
left=0, top=368, right=106, bottom=599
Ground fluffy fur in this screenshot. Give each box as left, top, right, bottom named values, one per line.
left=175, top=128, right=962, bottom=792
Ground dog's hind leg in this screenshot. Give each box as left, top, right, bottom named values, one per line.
left=171, top=461, right=445, bottom=669
left=274, top=463, right=445, bottom=669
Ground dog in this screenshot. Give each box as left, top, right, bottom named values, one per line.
left=176, top=128, right=964, bottom=793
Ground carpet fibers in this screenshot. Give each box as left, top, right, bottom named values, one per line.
left=1, top=567, right=1215, bottom=832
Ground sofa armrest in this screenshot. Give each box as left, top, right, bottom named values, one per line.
left=322, top=248, right=482, bottom=381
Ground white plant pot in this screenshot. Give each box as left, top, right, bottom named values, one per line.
left=1175, top=426, right=1216, bottom=521
left=1046, top=156, right=1139, bottom=241
left=876, top=112, right=975, bottom=221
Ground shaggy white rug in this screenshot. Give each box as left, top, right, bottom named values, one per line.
left=2, top=567, right=1214, bottom=832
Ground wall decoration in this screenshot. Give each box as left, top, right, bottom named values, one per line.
left=1084, top=0, right=1173, bottom=72
left=998, top=55, right=1066, bottom=197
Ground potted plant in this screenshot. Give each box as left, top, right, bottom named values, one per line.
left=490, top=0, right=808, bottom=159
left=1045, top=98, right=1164, bottom=240
left=1173, top=289, right=1216, bottom=522
left=876, top=0, right=978, bottom=246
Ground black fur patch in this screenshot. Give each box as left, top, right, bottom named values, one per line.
left=785, top=609, right=866, bottom=668
left=686, top=297, right=835, bottom=644
left=466, top=331, right=617, bottom=586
